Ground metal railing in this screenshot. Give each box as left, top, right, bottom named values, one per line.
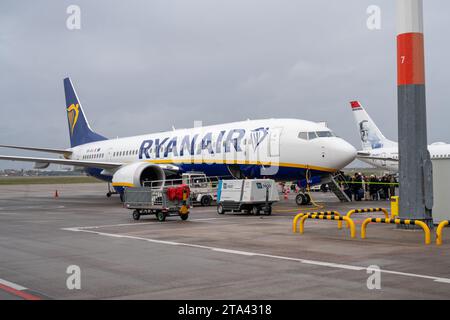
left=143, top=175, right=221, bottom=190
left=361, top=218, right=431, bottom=245
left=296, top=213, right=356, bottom=239
left=293, top=211, right=343, bottom=233
left=436, top=220, right=449, bottom=246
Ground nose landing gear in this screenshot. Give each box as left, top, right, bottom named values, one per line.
left=295, top=193, right=311, bottom=206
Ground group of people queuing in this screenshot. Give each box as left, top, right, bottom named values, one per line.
left=342, top=172, right=398, bottom=202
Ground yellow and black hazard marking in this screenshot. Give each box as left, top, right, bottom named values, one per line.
left=346, top=208, right=390, bottom=219
left=292, top=211, right=342, bottom=232
left=305, top=214, right=344, bottom=220
left=296, top=213, right=356, bottom=239
left=353, top=208, right=384, bottom=213
left=361, top=218, right=431, bottom=245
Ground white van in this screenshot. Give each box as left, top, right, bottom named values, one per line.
left=217, top=179, right=279, bottom=215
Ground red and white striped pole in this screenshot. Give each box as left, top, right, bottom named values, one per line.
left=397, top=0, right=425, bottom=86
left=397, top=0, right=433, bottom=227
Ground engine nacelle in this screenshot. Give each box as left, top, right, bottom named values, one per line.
left=112, top=162, right=166, bottom=188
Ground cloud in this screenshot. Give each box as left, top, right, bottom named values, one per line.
left=0, top=0, right=449, bottom=169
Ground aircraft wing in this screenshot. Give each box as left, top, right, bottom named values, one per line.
left=0, top=144, right=73, bottom=155
left=0, top=155, right=122, bottom=169
left=0, top=155, right=182, bottom=172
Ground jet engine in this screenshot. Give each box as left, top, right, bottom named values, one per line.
left=112, top=162, right=166, bottom=188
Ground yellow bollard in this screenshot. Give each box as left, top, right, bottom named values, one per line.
left=414, top=220, right=431, bottom=245
left=436, top=220, right=449, bottom=246
left=298, top=214, right=355, bottom=239
left=299, top=214, right=315, bottom=234
left=361, top=218, right=431, bottom=245
left=293, top=211, right=342, bottom=233
left=292, top=213, right=305, bottom=233
left=345, top=208, right=389, bottom=228
left=390, top=196, right=399, bottom=218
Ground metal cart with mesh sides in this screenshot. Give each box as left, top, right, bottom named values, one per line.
left=123, top=187, right=190, bottom=222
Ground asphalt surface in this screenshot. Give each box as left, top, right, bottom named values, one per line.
left=0, top=183, right=449, bottom=299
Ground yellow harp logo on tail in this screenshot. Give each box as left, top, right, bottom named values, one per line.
left=67, top=104, right=80, bottom=136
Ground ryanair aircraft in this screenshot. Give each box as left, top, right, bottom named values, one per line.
left=0, top=78, right=356, bottom=201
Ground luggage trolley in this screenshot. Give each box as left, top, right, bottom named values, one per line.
left=123, top=185, right=191, bottom=221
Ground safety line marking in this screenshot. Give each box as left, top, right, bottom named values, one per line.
left=62, top=226, right=450, bottom=285
left=0, top=278, right=42, bottom=300
left=63, top=216, right=288, bottom=231
left=0, top=278, right=27, bottom=291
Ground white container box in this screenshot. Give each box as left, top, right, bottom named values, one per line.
left=432, top=158, right=450, bottom=224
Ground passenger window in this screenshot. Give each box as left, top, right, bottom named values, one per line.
left=298, top=132, right=308, bottom=140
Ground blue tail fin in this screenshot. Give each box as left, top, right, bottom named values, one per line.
left=64, top=77, right=107, bottom=147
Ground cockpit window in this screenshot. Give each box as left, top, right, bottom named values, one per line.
left=316, top=131, right=335, bottom=138
left=299, top=130, right=335, bottom=140
left=308, top=132, right=318, bottom=140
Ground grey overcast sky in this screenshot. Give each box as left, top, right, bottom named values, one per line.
left=1, top=0, right=449, bottom=169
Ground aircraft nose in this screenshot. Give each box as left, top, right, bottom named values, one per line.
left=328, top=139, right=357, bottom=170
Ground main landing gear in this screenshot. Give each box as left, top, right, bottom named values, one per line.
left=106, top=182, right=119, bottom=198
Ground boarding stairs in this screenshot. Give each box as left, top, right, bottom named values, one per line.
left=328, top=173, right=351, bottom=202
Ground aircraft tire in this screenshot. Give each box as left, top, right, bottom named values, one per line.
left=303, top=193, right=311, bottom=205
left=295, top=194, right=306, bottom=206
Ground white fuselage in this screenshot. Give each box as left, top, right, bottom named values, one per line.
left=360, top=143, right=450, bottom=171
left=68, top=118, right=356, bottom=184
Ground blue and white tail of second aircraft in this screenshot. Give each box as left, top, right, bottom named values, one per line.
left=350, top=100, right=450, bottom=172
left=350, top=101, right=397, bottom=151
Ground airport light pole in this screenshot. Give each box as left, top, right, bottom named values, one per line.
left=397, top=0, right=433, bottom=228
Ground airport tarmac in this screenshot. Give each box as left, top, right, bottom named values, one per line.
left=0, top=183, right=449, bottom=300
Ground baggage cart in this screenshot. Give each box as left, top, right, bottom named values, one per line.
left=123, top=185, right=190, bottom=221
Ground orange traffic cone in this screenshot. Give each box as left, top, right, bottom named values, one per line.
left=54, top=190, right=59, bottom=198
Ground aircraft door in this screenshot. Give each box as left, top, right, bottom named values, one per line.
left=107, top=148, right=114, bottom=161
left=381, top=152, right=387, bottom=167
left=269, top=128, right=282, bottom=157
